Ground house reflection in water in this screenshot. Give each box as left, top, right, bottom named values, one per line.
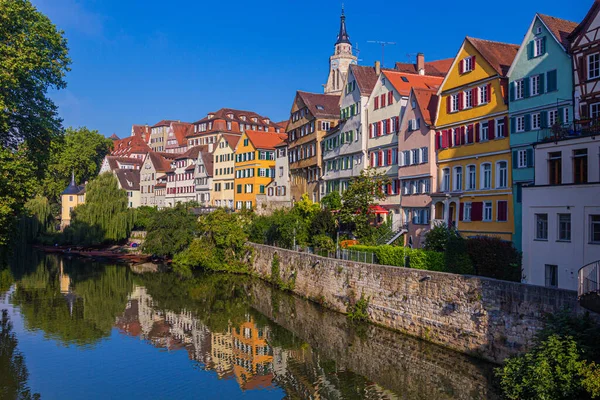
left=232, top=316, right=273, bottom=390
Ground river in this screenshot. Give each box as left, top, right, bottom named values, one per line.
left=0, top=251, right=500, bottom=399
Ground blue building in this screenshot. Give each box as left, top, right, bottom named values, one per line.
left=506, top=14, right=578, bottom=250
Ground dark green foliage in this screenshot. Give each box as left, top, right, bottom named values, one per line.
left=445, top=234, right=475, bottom=275
left=320, top=191, right=342, bottom=210
left=312, top=235, right=336, bottom=253
left=466, top=237, right=521, bottom=281
left=423, top=223, right=458, bottom=252
left=17, top=196, right=54, bottom=243
left=0, top=310, right=40, bottom=400
left=64, top=172, right=135, bottom=245
left=143, top=204, right=197, bottom=257
left=537, top=311, right=600, bottom=363
left=309, top=209, right=337, bottom=239
left=133, top=206, right=158, bottom=230
left=247, top=208, right=309, bottom=249
left=350, top=245, right=446, bottom=272
left=347, top=293, right=370, bottom=322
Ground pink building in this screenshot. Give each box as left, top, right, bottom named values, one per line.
left=397, top=87, right=440, bottom=248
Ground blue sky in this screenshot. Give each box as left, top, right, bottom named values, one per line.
left=34, top=0, right=590, bottom=137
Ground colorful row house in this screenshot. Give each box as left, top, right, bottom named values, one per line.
left=432, top=37, right=518, bottom=241
left=507, top=14, right=578, bottom=250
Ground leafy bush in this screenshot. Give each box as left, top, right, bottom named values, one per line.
left=172, top=237, right=221, bottom=276
left=347, top=293, right=370, bottom=322
left=320, top=191, right=342, bottom=210
left=309, top=209, right=336, bottom=239
left=133, top=206, right=158, bottom=230
left=445, top=234, right=474, bottom=275
left=466, top=236, right=521, bottom=281
left=423, top=223, right=457, bottom=252
left=143, top=204, right=197, bottom=257
left=312, top=234, right=335, bottom=252
left=350, top=245, right=446, bottom=272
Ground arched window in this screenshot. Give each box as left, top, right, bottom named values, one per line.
left=453, top=166, right=463, bottom=191
left=480, top=163, right=492, bottom=189
left=496, top=161, right=508, bottom=188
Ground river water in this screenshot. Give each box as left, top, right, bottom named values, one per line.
left=0, top=251, right=500, bottom=399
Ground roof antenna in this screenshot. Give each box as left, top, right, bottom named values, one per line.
left=367, top=41, right=396, bottom=68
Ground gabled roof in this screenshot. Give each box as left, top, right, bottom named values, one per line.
left=411, top=88, right=439, bottom=126
left=197, top=150, right=214, bottom=176
left=394, top=58, right=453, bottom=77
left=105, top=156, right=143, bottom=171
left=111, top=134, right=151, bottom=157
left=109, top=133, right=120, bottom=140
left=349, top=64, right=379, bottom=96
left=115, top=169, right=140, bottom=191
left=221, top=134, right=240, bottom=149
left=296, top=91, right=340, bottom=118
left=192, top=108, right=273, bottom=126
left=169, top=122, right=192, bottom=146
left=382, top=70, right=444, bottom=97
left=274, top=120, right=288, bottom=131
left=466, top=37, right=519, bottom=77
left=244, top=130, right=287, bottom=150
left=132, top=124, right=150, bottom=138
left=147, top=152, right=174, bottom=173
left=152, top=120, right=179, bottom=128
left=568, top=0, right=600, bottom=42
left=175, top=145, right=208, bottom=160
left=538, top=14, right=578, bottom=50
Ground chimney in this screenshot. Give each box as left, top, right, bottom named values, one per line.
left=417, top=53, right=425, bottom=75
left=375, top=60, right=381, bottom=75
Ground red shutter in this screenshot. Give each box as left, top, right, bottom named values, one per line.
left=395, top=116, right=400, bottom=132
left=435, top=132, right=441, bottom=150
left=468, top=124, right=474, bottom=143
left=379, top=150, right=384, bottom=166
left=486, top=83, right=492, bottom=102
left=378, top=121, right=383, bottom=136
left=370, top=153, right=374, bottom=167
left=472, top=55, right=476, bottom=70
left=388, top=91, right=393, bottom=105
left=369, top=123, right=374, bottom=138
left=472, top=88, right=479, bottom=106
left=374, top=97, right=379, bottom=109
left=489, top=119, right=496, bottom=139
left=459, top=203, right=464, bottom=221
left=458, top=92, right=464, bottom=110
left=388, top=118, right=392, bottom=133
left=459, top=59, right=464, bottom=74
left=471, top=202, right=483, bottom=221
left=387, top=183, right=392, bottom=195
left=446, top=96, right=451, bottom=113
left=381, top=94, right=386, bottom=107
left=504, top=116, right=509, bottom=137
left=444, top=130, right=450, bottom=148
left=461, top=126, right=466, bottom=145
left=475, top=123, right=480, bottom=142
left=498, top=201, right=507, bottom=221
left=387, top=149, right=393, bottom=165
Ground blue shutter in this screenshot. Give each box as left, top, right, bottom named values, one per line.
left=527, top=41, right=534, bottom=60
left=510, top=117, right=516, bottom=134
left=540, top=111, right=548, bottom=128
left=512, top=151, right=519, bottom=169
left=547, top=70, right=557, bottom=92
left=509, top=82, right=515, bottom=102
left=542, top=36, right=547, bottom=55
left=539, top=73, right=545, bottom=94
left=524, top=77, right=530, bottom=98
left=525, top=114, right=531, bottom=131
left=526, top=148, right=534, bottom=167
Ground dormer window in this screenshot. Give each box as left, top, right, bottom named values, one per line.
left=264, top=119, right=270, bottom=124
left=460, top=56, right=475, bottom=73
left=251, top=117, right=257, bottom=123
left=227, top=113, right=233, bottom=119
left=316, top=105, right=324, bottom=110
left=240, top=115, right=246, bottom=121
left=208, top=113, right=215, bottom=119
left=535, top=26, right=542, bottom=35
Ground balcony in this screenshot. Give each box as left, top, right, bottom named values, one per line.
left=537, top=120, right=600, bottom=143
left=578, top=260, right=600, bottom=314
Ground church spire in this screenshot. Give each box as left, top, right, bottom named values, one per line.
left=336, top=5, right=351, bottom=45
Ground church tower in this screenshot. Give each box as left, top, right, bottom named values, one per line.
left=324, top=7, right=357, bottom=95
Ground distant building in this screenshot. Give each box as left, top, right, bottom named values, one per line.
left=140, top=152, right=176, bottom=207
left=165, top=146, right=206, bottom=207
left=60, top=172, right=85, bottom=229
left=195, top=147, right=214, bottom=206
left=165, top=121, right=193, bottom=154
left=257, top=141, right=292, bottom=214
left=150, top=120, right=180, bottom=152
left=323, top=7, right=357, bottom=95
left=212, top=134, right=240, bottom=209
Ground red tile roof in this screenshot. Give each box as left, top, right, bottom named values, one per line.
left=111, top=134, right=151, bottom=157
left=349, top=64, right=379, bottom=96
left=132, top=124, right=150, bottom=138
left=109, top=133, right=120, bottom=140
left=297, top=91, right=340, bottom=119
left=115, top=169, right=140, bottom=191
left=147, top=152, right=174, bottom=173
left=152, top=120, right=180, bottom=128
left=106, top=156, right=144, bottom=171
left=221, top=134, right=240, bottom=149
left=466, top=37, right=519, bottom=77
left=244, top=130, right=287, bottom=150
left=383, top=70, right=444, bottom=97
left=395, top=58, right=453, bottom=77
left=198, top=150, right=214, bottom=176
left=169, top=122, right=192, bottom=147
left=411, top=88, right=439, bottom=126
left=538, top=14, right=578, bottom=49
left=175, top=145, right=208, bottom=161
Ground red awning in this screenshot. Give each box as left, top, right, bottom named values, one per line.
left=368, top=205, right=389, bottom=214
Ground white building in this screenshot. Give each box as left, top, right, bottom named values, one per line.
left=165, top=146, right=205, bottom=207
left=321, top=64, right=377, bottom=196
left=140, top=152, right=176, bottom=207
left=195, top=148, right=214, bottom=206
left=257, top=141, right=292, bottom=213
left=522, top=134, right=600, bottom=290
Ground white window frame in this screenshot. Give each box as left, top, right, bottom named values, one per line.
left=517, top=150, right=528, bottom=168
left=483, top=201, right=493, bottom=222
left=451, top=94, right=459, bottom=112
left=463, top=56, right=473, bottom=72
left=557, top=213, right=571, bottom=242
left=533, top=37, right=544, bottom=57
left=464, top=90, right=472, bottom=108
left=466, top=164, right=476, bottom=190
left=442, top=168, right=450, bottom=192
left=588, top=53, right=600, bottom=80
left=464, top=202, right=472, bottom=222
left=496, top=161, right=508, bottom=188
left=548, top=109, right=558, bottom=127
left=532, top=113, right=541, bottom=130
left=496, top=118, right=506, bottom=138
left=480, top=122, right=489, bottom=141
left=591, top=103, right=600, bottom=119
left=515, top=79, right=524, bottom=100
left=481, top=163, right=492, bottom=190
left=516, top=116, right=525, bottom=133
left=453, top=166, right=463, bottom=192
left=479, top=85, right=488, bottom=104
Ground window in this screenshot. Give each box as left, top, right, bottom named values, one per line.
left=536, top=214, right=548, bottom=240
left=236, top=184, right=242, bottom=194
left=496, top=119, right=506, bottom=138
left=515, top=80, right=524, bottom=99
left=548, top=109, right=558, bottom=127
left=453, top=166, right=463, bottom=191
left=464, top=202, right=472, bottom=221
left=243, top=138, right=249, bottom=146
left=588, top=53, right=600, bottom=80
left=558, top=214, right=571, bottom=241
left=532, top=113, right=541, bottom=130
left=467, top=165, right=476, bottom=190
left=463, top=56, right=473, bottom=72
left=530, top=75, right=540, bottom=96
left=483, top=202, right=492, bottom=222
left=591, top=103, right=600, bottom=119
left=464, top=90, right=472, bottom=108
left=497, top=161, right=508, bottom=188
left=321, top=121, right=331, bottom=131
left=451, top=94, right=459, bottom=112
left=545, top=264, right=558, bottom=288
left=480, top=122, right=489, bottom=141
left=533, top=37, right=544, bottom=57
left=590, top=215, right=600, bottom=243
left=481, top=163, right=491, bottom=189
left=516, top=116, right=525, bottom=132
left=69, top=196, right=73, bottom=201
left=411, top=149, right=420, bottom=165
left=573, top=149, right=588, bottom=184
left=479, top=85, right=488, bottom=104
left=421, top=147, right=428, bottom=163
left=442, top=168, right=450, bottom=192
left=548, top=151, right=562, bottom=185
left=518, top=150, right=528, bottom=168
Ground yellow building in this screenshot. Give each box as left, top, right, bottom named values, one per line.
left=212, top=134, right=240, bottom=209
left=60, top=172, right=86, bottom=229
left=231, top=317, right=273, bottom=391
left=234, top=130, right=287, bottom=211
left=432, top=37, right=518, bottom=241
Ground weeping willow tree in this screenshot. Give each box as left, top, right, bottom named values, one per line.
left=66, top=173, right=134, bottom=244
left=17, top=196, right=54, bottom=243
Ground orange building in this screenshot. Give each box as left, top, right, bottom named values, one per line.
left=231, top=317, right=273, bottom=390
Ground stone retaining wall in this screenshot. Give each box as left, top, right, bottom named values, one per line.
left=248, top=243, right=594, bottom=363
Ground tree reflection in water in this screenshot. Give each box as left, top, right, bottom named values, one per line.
left=0, top=310, right=40, bottom=400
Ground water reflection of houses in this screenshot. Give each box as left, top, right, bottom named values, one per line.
left=231, top=317, right=274, bottom=390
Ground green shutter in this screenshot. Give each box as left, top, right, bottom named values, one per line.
left=524, top=77, right=530, bottom=98
left=539, top=73, right=545, bottom=94
left=559, top=107, right=566, bottom=124
left=260, top=185, right=265, bottom=194
left=527, top=41, right=534, bottom=59
left=509, top=82, right=515, bottom=102
left=510, top=117, right=516, bottom=134
left=526, top=148, right=534, bottom=167
left=547, top=70, right=557, bottom=92
left=542, top=36, right=547, bottom=55
left=525, top=114, right=531, bottom=131
left=512, top=151, right=519, bottom=169
left=540, top=111, right=548, bottom=128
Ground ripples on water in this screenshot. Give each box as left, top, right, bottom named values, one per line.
left=0, top=251, right=500, bottom=399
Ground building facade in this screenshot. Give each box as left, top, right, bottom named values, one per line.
left=507, top=14, right=578, bottom=250
left=257, top=141, right=292, bottom=213
left=60, top=173, right=85, bottom=229
left=287, top=91, right=339, bottom=203
left=212, top=134, right=239, bottom=209
left=165, top=147, right=205, bottom=206
left=140, top=152, right=175, bottom=207
left=195, top=149, right=214, bottom=206
left=322, top=64, right=377, bottom=196
left=433, top=37, right=518, bottom=241
left=150, top=120, right=179, bottom=152
left=234, top=131, right=286, bottom=210
left=165, top=122, right=192, bottom=154
left=522, top=134, right=600, bottom=290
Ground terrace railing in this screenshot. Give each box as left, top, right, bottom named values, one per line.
left=578, top=260, right=600, bottom=314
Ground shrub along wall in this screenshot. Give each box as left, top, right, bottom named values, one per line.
left=350, top=245, right=446, bottom=272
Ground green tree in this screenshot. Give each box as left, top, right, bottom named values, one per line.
left=41, top=127, right=113, bottom=203
left=294, top=193, right=320, bottom=222
left=339, top=169, right=389, bottom=240
left=133, top=206, right=158, bottom=230
left=66, top=172, right=135, bottom=244
left=423, top=223, right=457, bottom=252
left=143, top=204, right=197, bottom=257
left=0, top=0, right=71, bottom=167
left=0, top=148, right=37, bottom=246
left=17, top=195, right=54, bottom=243
left=321, top=191, right=342, bottom=210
